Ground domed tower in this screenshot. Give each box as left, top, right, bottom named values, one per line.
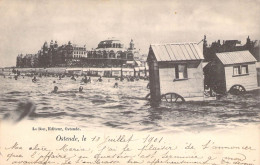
left=50, top=40, right=54, bottom=49
left=129, top=39, right=135, bottom=50
left=43, top=41, right=48, bottom=54
left=246, top=36, right=251, bottom=49
left=66, top=41, right=73, bottom=58
left=54, top=41, right=58, bottom=49
left=48, top=40, right=54, bottom=66
left=97, top=39, right=123, bottom=49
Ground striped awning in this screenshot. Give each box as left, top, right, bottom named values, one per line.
left=216, top=50, right=256, bottom=65
left=150, top=42, right=204, bottom=62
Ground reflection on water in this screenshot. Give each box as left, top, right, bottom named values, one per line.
left=0, top=76, right=259, bottom=132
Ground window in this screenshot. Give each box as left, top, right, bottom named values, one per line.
left=233, top=66, right=240, bottom=75
left=233, top=65, right=249, bottom=76
left=175, top=64, right=188, bottom=80
left=241, top=65, right=248, bottom=74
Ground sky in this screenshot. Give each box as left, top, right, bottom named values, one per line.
left=0, top=0, right=259, bottom=67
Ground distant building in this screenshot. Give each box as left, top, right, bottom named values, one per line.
left=41, top=41, right=49, bottom=67
left=245, top=37, right=260, bottom=61
left=139, top=54, right=148, bottom=67
left=48, top=40, right=58, bottom=67
left=16, top=38, right=144, bottom=68
left=72, top=44, right=87, bottom=59
left=86, top=38, right=140, bottom=67
left=203, top=35, right=260, bottom=62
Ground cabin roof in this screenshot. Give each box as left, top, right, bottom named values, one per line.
left=216, top=50, right=257, bottom=65
left=149, top=42, right=204, bottom=62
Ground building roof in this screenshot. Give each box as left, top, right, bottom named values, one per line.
left=216, top=50, right=256, bottom=65
left=95, top=47, right=125, bottom=51
left=150, top=42, right=204, bottom=62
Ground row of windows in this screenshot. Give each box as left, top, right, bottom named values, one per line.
left=73, top=51, right=86, bottom=55
left=98, top=43, right=123, bottom=48
left=73, top=55, right=85, bottom=58
left=73, top=48, right=86, bottom=51
left=173, top=64, right=249, bottom=81
left=233, top=65, right=249, bottom=76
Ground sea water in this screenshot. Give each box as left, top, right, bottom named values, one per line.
left=0, top=76, right=259, bottom=133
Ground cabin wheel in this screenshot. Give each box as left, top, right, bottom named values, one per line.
left=229, top=85, right=246, bottom=95
left=161, top=93, right=185, bottom=103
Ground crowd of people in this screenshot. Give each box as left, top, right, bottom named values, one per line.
left=2, top=70, right=146, bottom=93
left=1, top=69, right=150, bottom=124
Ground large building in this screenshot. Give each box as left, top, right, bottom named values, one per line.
left=16, top=40, right=86, bottom=68
left=16, top=38, right=143, bottom=68
left=85, top=38, right=140, bottom=67
left=72, top=44, right=87, bottom=59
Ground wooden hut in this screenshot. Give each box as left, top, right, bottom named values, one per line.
left=204, top=50, right=258, bottom=94
left=82, top=68, right=90, bottom=75
left=139, top=67, right=146, bottom=77
left=122, top=68, right=134, bottom=77
left=103, top=68, right=112, bottom=77
left=147, top=42, right=205, bottom=102
left=88, top=68, right=98, bottom=76
left=134, top=67, right=140, bottom=77
left=65, top=68, right=82, bottom=75
left=88, top=68, right=104, bottom=76
left=111, top=68, right=121, bottom=77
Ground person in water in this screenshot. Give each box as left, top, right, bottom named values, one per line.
left=97, top=76, right=103, bottom=82
left=114, top=82, right=118, bottom=88
left=52, top=86, right=59, bottom=93
left=82, top=75, right=88, bottom=83
left=79, top=86, right=83, bottom=92
left=32, top=76, right=37, bottom=82
left=71, top=75, right=76, bottom=81
left=52, top=86, right=83, bottom=94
